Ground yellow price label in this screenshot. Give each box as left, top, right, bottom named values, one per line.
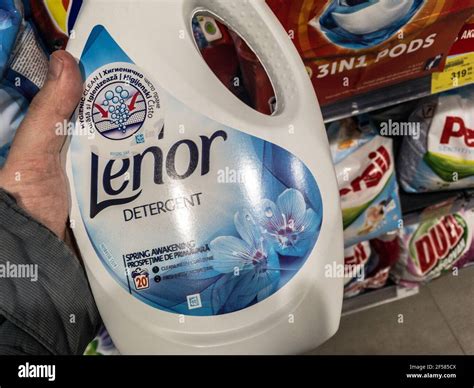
left=431, top=52, right=474, bottom=94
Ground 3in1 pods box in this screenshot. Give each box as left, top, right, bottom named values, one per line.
left=240, top=0, right=474, bottom=107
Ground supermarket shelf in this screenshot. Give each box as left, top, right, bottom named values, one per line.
left=400, top=189, right=464, bottom=215
left=322, top=75, right=432, bottom=123
left=400, top=188, right=474, bottom=225
left=342, top=285, right=419, bottom=316
left=321, top=53, right=474, bottom=123
left=343, top=190, right=474, bottom=316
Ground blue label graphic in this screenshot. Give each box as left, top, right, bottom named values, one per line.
left=71, top=26, right=323, bottom=316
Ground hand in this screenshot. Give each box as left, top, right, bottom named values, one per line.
left=0, top=51, right=82, bottom=240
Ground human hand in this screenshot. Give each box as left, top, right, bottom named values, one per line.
left=0, top=50, right=82, bottom=240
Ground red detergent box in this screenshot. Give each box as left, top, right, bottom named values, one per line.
left=235, top=0, right=474, bottom=108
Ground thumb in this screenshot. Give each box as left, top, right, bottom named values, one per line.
left=6, top=50, right=82, bottom=163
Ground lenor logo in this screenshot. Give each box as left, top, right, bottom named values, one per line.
left=89, top=130, right=228, bottom=218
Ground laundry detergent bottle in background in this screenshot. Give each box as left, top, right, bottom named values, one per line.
left=66, top=0, right=343, bottom=354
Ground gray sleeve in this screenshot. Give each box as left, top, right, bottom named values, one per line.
left=0, top=189, right=101, bottom=355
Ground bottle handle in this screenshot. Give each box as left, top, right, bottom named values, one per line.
left=186, top=0, right=306, bottom=120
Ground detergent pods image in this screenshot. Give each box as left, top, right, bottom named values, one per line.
left=317, top=0, right=426, bottom=49
left=67, top=0, right=343, bottom=354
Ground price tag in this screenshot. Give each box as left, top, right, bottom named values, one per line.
left=431, top=53, right=474, bottom=94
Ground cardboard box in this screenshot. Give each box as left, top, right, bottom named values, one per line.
left=237, top=0, right=474, bottom=108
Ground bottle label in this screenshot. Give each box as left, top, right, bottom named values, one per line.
left=71, top=25, right=323, bottom=316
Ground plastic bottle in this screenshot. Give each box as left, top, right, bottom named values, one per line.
left=66, top=0, right=343, bottom=355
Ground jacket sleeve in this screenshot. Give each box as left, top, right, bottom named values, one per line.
left=0, top=189, right=101, bottom=355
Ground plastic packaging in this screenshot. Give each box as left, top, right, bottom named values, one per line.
left=343, top=231, right=401, bottom=298
left=391, top=209, right=474, bottom=287
left=399, top=86, right=474, bottom=193
left=0, top=80, right=28, bottom=167
left=67, top=0, right=343, bottom=355
left=343, top=241, right=370, bottom=298
left=328, top=115, right=402, bottom=246
left=0, top=0, right=22, bottom=79
left=4, top=21, right=49, bottom=101
left=29, top=0, right=83, bottom=52
left=84, top=326, right=119, bottom=356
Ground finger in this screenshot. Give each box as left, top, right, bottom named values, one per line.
left=6, top=50, right=82, bottom=163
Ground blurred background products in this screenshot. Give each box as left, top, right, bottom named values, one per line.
left=398, top=85, right=474, bottom=192
left=391, top=209, right=474, bottom=286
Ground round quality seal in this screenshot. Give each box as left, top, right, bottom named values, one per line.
left=79, top=62, right=160, bottom=141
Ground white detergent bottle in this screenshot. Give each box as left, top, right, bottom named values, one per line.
left=66, top=0, right=343, bottom=355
